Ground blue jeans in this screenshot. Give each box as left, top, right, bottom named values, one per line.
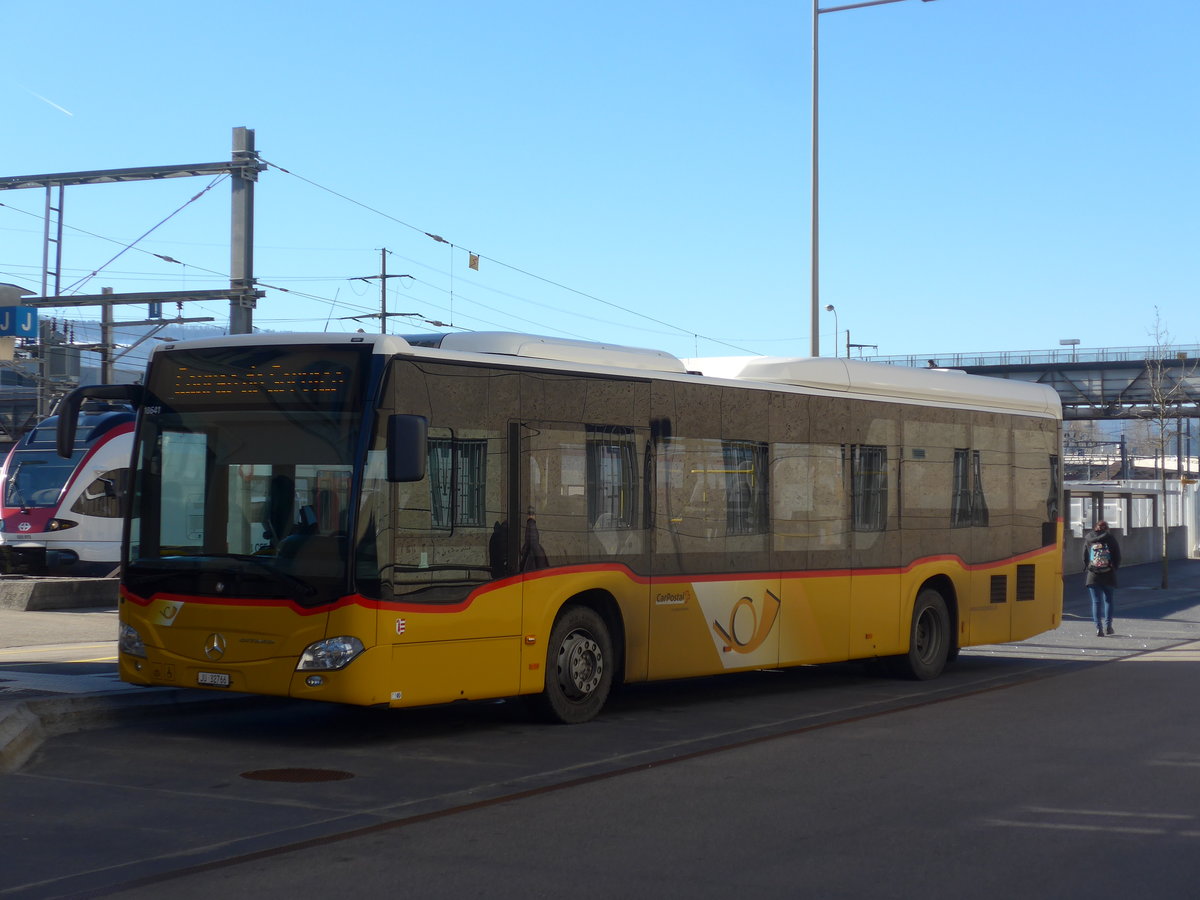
left=1088, top=584, right=1114, bottom=631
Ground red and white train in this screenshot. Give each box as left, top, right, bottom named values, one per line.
left=0, top=402, right=135, bottom=576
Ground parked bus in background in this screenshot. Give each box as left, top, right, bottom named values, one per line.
left=56, top=332, right=1063, bottom=723
left=1, top=402, right=134, bottom=575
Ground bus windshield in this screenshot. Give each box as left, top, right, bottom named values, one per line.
left=124, top=345, right=371, bottom=606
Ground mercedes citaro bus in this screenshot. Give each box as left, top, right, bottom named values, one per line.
left=55, top=331, right=1062, bottom=723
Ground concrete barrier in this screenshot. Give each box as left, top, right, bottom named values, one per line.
left=1064, top=526, right=1190, bottom=574
left=0, top=576, right=119, bottom=611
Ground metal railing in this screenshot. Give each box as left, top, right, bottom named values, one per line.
left=864, top=345, right=1200, bottom=369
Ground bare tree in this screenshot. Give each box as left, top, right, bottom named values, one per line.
left=1138, top=311, right=1199, bottom=588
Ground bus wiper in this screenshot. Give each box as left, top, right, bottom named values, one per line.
left=196, top=553, right=320, bottom=598
left=127, top=555, right=318, bottom=600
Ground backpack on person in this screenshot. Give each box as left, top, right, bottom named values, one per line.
left=1088, top=541, right=1112, bottom=573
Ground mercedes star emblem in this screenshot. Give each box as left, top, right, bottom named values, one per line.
left=204, top=633, right=227, bottom=660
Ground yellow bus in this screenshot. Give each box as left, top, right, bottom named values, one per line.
left=57, top=331, right=1062, bottom=723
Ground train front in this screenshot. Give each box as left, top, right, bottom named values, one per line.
left=0, top=406, right=133, bottom=575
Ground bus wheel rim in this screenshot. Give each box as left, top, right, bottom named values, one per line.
left=915, top=610, right=937, bottom=663
left=558, top=630, right=603, bottom=698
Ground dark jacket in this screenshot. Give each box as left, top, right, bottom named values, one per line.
left=1083, top=527, right=1121, bottom=587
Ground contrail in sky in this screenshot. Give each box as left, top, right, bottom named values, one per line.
left=19, top=84, right=74, bottom=116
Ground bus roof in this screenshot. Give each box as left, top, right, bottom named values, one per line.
left=686, top=355, right=1062, bottom=418
left=414, top=331, right=689, bottom=373
left=150, top=331, right=1060, bottom=419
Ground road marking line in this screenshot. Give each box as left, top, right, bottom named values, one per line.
left=987, top=819, right=1165, bottom=835
left=1025, top=807, right=1193, bottom=820
left=0, top=642, right=116, bottom=656
left=1122, top=640, right=1200, bottom=662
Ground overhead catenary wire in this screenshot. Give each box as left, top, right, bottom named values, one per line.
left=262, top=159, right=757, bottom=355
left=61, top=175, right=229, bottom=295
left=2, top=203, right=607, bottom=340
left=0, top=202, right=388, bottom=330
left=3, top=161, right=761, bottom=355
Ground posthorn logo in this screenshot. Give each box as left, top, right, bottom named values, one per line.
left=711, top=590, right=782, bottom=654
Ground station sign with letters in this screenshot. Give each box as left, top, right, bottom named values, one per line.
left=0, top=307, right=37, bottom=338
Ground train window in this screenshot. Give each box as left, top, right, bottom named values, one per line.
left=71, top=468, right=130, bottom=518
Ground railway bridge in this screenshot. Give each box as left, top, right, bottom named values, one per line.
left=869, top=344, right=1200, bottom=565
left=869, top=344, right=1200, bottom=421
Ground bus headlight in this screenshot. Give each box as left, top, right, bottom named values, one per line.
left=119, top=623, right=147, bottom=658
left=297, top=636, right=364, bottom=671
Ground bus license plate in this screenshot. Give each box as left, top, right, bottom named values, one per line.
left=197, top=672, right=231, bottom=687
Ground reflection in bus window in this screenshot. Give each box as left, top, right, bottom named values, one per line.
left=851, top=444, right=888, bottom=532
left=952, top=449, right=971, bottom=527
left=429, top=438, right=488, bottom=528
left=723, top=440, right=768, bottom=535
left=586, top=425, right=637, bottom=530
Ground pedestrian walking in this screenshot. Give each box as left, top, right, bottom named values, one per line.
left=1083, top=519, right=1121, bottom=637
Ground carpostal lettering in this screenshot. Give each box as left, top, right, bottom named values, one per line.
left=655, top=591, right=689, bottom=606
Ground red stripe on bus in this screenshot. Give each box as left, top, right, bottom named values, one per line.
left=121, top=544, right=1057, bottom=616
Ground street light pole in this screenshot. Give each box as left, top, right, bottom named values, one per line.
left=811, top=0, right=822, bottom=357
left=824, top=303, right=838, bottom=356
left=810, top=0, right=937, bottom=357
left=1060, top=337, right=1081, bottom=363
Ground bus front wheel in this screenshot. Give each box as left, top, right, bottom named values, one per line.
left=537, top=605, right=614, bottom=724
left=889, top=588, right=950, bottom=680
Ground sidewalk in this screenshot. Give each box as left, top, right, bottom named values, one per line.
left=1060, top=557, right=1200, bottom=620
left=3, top=559, right=1200, bottom=773
left=0, top=601, right=259, bottom=773
left=0, top=604, right=119, bottom=649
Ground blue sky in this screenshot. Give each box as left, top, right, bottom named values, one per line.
left=2, top=0, right=1197, bottom=369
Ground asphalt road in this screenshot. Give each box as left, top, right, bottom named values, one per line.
left=3, top=562, right=1200, bottom=898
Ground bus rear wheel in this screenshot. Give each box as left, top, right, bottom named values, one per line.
left=537, top=605, right=614, bottom=724
left=889, top=588, right=950, bottom=680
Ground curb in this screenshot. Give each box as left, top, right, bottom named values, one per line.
left=0, top=577, right=120, bottom=611
left=0, top=688, right=268, bottom=773
left=0, top=703, right=43, bottom=773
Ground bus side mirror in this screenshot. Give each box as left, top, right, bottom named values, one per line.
left=387, top=414, right=427, bottom=482
left=55, top=384, right=144, bottom=458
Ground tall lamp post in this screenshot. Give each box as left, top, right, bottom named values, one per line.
left=810, top=0, right=938, bottom=357
left=824, top=303, right=839, bottom=356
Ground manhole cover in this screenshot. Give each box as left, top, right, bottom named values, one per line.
left=240, top=768, right=355, bottom=783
